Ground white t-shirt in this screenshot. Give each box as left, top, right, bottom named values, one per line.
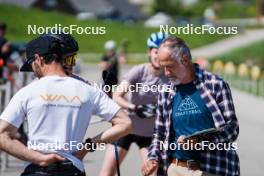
left=0, top=75, right=120, bottom=171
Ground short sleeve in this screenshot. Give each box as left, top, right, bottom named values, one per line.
left=92, top=89, right=121, bottom=121
left=123, top=65, right=142, bottom=85
left=0, top=91, right=26, bottom=128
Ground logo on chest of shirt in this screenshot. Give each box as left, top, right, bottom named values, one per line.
left=175, top=96, right=202, bottom=117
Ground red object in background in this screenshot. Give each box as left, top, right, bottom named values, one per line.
left=0, top=58, right=4, bottom=67
left=195, top=58, right=208, bottom=69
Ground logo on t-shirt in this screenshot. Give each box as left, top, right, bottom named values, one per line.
left=175, top=96, right=202, bottom=116
left=40, top=94, right=83, bottom=108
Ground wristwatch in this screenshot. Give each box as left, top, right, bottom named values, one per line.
left=84, top=138, right=96, bottom=152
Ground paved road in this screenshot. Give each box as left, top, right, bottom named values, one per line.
left=233, top=90, right=264, bottom=176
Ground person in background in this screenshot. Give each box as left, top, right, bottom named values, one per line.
left=100, top=32, right=169, bottom=176
left=203, top=2, right=220, bottom=27
left=99, top=40, right=119, bottom=97
left=0, top=22, right=9, bottom=82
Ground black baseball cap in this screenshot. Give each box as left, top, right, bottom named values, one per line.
left=20, top=35, right=62, bottom=72
left=42, top=33, right=79, bottom=56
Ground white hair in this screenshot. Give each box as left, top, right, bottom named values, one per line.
left=162, top=36, right=192, bottom=63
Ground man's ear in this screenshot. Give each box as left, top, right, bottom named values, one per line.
left=34, top=54, right=40, bottom=62
left=147, top=49, right=151, bottom=58
left=34, top=54, right=44, bottom=66
left=181, top=54, right=189, bottom=66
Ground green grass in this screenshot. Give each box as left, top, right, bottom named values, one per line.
left=218, top=1, right=256, bottom=19
left=0, top=4, right=230, bottom=53
left=157, top=0, right=256, bottom=19
left=80, top=53, right=149, bottom=64
left=210, top=40, right=264, bottom=69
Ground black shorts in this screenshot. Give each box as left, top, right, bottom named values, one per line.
left=115, top=134, right=152, bottom=151
left=21, top=160, right=85, bottom=176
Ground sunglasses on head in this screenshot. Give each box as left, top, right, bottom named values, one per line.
left=65, top=54, right=77, bottom=66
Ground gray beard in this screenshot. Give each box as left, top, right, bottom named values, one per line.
left=170, top=79, right=181, bottom=85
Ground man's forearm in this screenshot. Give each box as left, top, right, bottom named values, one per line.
left=92, top=122, right=131, bottom=144
left=211, top=119, right=239, bottom=143
left=75, top=120, right=131, bottom=158
left=0, top=132, right=43, bottom=164
left=75, top=110, right=132, bottom=159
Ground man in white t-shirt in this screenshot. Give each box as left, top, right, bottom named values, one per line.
left=0, top=35, right=132, bottom=176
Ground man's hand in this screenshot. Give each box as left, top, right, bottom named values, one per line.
left=177, top=135, right=200, bottom=145
left=38, top=153, right=65, bottom=167
left=142, top=160, right=158, bottom=176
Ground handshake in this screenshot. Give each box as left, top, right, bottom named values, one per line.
left=128, top=104, right=157, bottom=119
